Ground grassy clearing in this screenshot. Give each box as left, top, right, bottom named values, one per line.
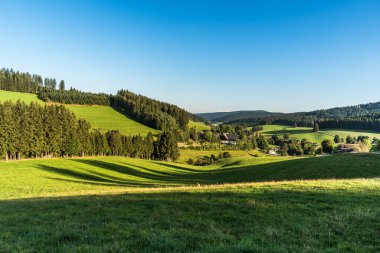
left=189, top=120, right=211, bottom=131
left=260, top=124, right=380, bottom=143
left=66, top=105, right=159, bottom=136
left=0, top=90, right=44, bottom=104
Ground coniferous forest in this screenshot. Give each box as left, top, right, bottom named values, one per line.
left=0, top=100, right=178, bottom=161
left=111, top=90, right=190, bottom=131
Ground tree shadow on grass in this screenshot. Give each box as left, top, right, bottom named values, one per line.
left=39, top=165, right=150, bottom=187
left=39, top=154, right=380, bottom=187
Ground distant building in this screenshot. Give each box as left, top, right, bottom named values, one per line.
left=268, top=148, right=278, bottom=155
left=338, top=144, right=359, bottom=153
left=220, top=133, right=237, bottom=145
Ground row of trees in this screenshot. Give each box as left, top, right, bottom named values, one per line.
left=0, top=68, right=43, bottom=94
left=0, top=68, right=66, bottom=94
left=38, top=87, right=110, bottom=106
left=0, top=101, right=178, bottom=161
left=111, top=90, right=190, bottom=131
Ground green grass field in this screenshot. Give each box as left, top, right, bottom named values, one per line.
left=189, top=120, right=211, bottom=131
left=66, top=105, right=159, bottom=136
left=0, top=90, right=44, bottom=104
left=0, top=154, right=379, bottom=251
left=260, top=124, right=380, bottom=143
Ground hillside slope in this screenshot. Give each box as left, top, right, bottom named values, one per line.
left=0, top=90, right=159, bottom=136
left=67, top=105, right=159, bottom=136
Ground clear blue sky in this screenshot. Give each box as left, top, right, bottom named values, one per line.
left=0, top=0, right=379, bottom=113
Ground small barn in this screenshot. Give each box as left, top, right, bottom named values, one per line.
left=220, top=133, right=238, bottom=145
left=338, top=144, right=359, bottom=153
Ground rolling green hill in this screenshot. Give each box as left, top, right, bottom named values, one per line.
left=0, top=90, right=159, bottom=136
left=1, top=153, right=379, bottom=199
left=66, top=105, right=159, bottom=136
left=0, top=154, right=379, bottom=251
left=259, top=124, right=380, bottom=143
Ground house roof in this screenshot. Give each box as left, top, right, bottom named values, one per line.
left=220, top=133, right=238, bottom=141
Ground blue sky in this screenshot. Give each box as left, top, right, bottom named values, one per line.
left=0, top=0, right=379, bottom=113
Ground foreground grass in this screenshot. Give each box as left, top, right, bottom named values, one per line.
left=0, top=179, right=379, bottom=252
left=260, top=124, right=380, bottom=143
left=66, top=105, right=159, bottom=136
left=1, top=154, right=379, bottom=252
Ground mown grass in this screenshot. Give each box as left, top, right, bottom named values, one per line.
left=260, top=124, right=380, bottom=143
left=0, top=154, right=379, bottom=251
left=66, top=105, right=159, bottom=136
left=0, top=90, right=44, bottom=104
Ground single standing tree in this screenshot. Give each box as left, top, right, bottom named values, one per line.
left=313, top=123, right=319, bottom=132
left=334, top=135, right=340, bottom=144
left=59, top=80, right=65, bottom=91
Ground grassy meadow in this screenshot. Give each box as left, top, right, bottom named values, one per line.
left=259, top=124, right=380, bottom=143
left=66, top=105, right=159, bottom=136
left=0, top=90, right=44, bottom=104
left=189, top=120, right=211, bottom=131
left=0, top=154, right=379, bottom=251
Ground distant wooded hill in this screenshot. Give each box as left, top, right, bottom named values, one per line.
left=197, top=103, right=380, bottom=132
left=196, top=110, right=283, bottom=122
left=198, top=103, right=380, bottom=124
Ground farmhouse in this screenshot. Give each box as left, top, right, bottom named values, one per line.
left=220, top=133, right=237, bottom=145
left=338, top=144, right=359, bottom=153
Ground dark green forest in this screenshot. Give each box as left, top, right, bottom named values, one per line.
left=38, top=87, right=110, bottom=105
left=0, top=100, right=178, bottom=161
left=111, top=90, right=190, bottom=131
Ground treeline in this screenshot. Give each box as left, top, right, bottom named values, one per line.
left=0, top=101, right=178, bottom=161
left=0, top=68, right=42, bottom=93
left=111, top=90, right=189, bottom=131
left=317, top=115, right=380, bottom=132
left=38, top=87, right=110, bottom=105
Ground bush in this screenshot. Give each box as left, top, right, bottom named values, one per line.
left=187, top=158, right=195, bottom=165
left=321, top=139, right=334, bottom=154
left=222, top=152, right=232, bottom=158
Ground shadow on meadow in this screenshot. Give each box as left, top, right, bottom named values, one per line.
left=0, top=185, right=378, bottom=252
left=37, top=154, right=380, bottom=187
